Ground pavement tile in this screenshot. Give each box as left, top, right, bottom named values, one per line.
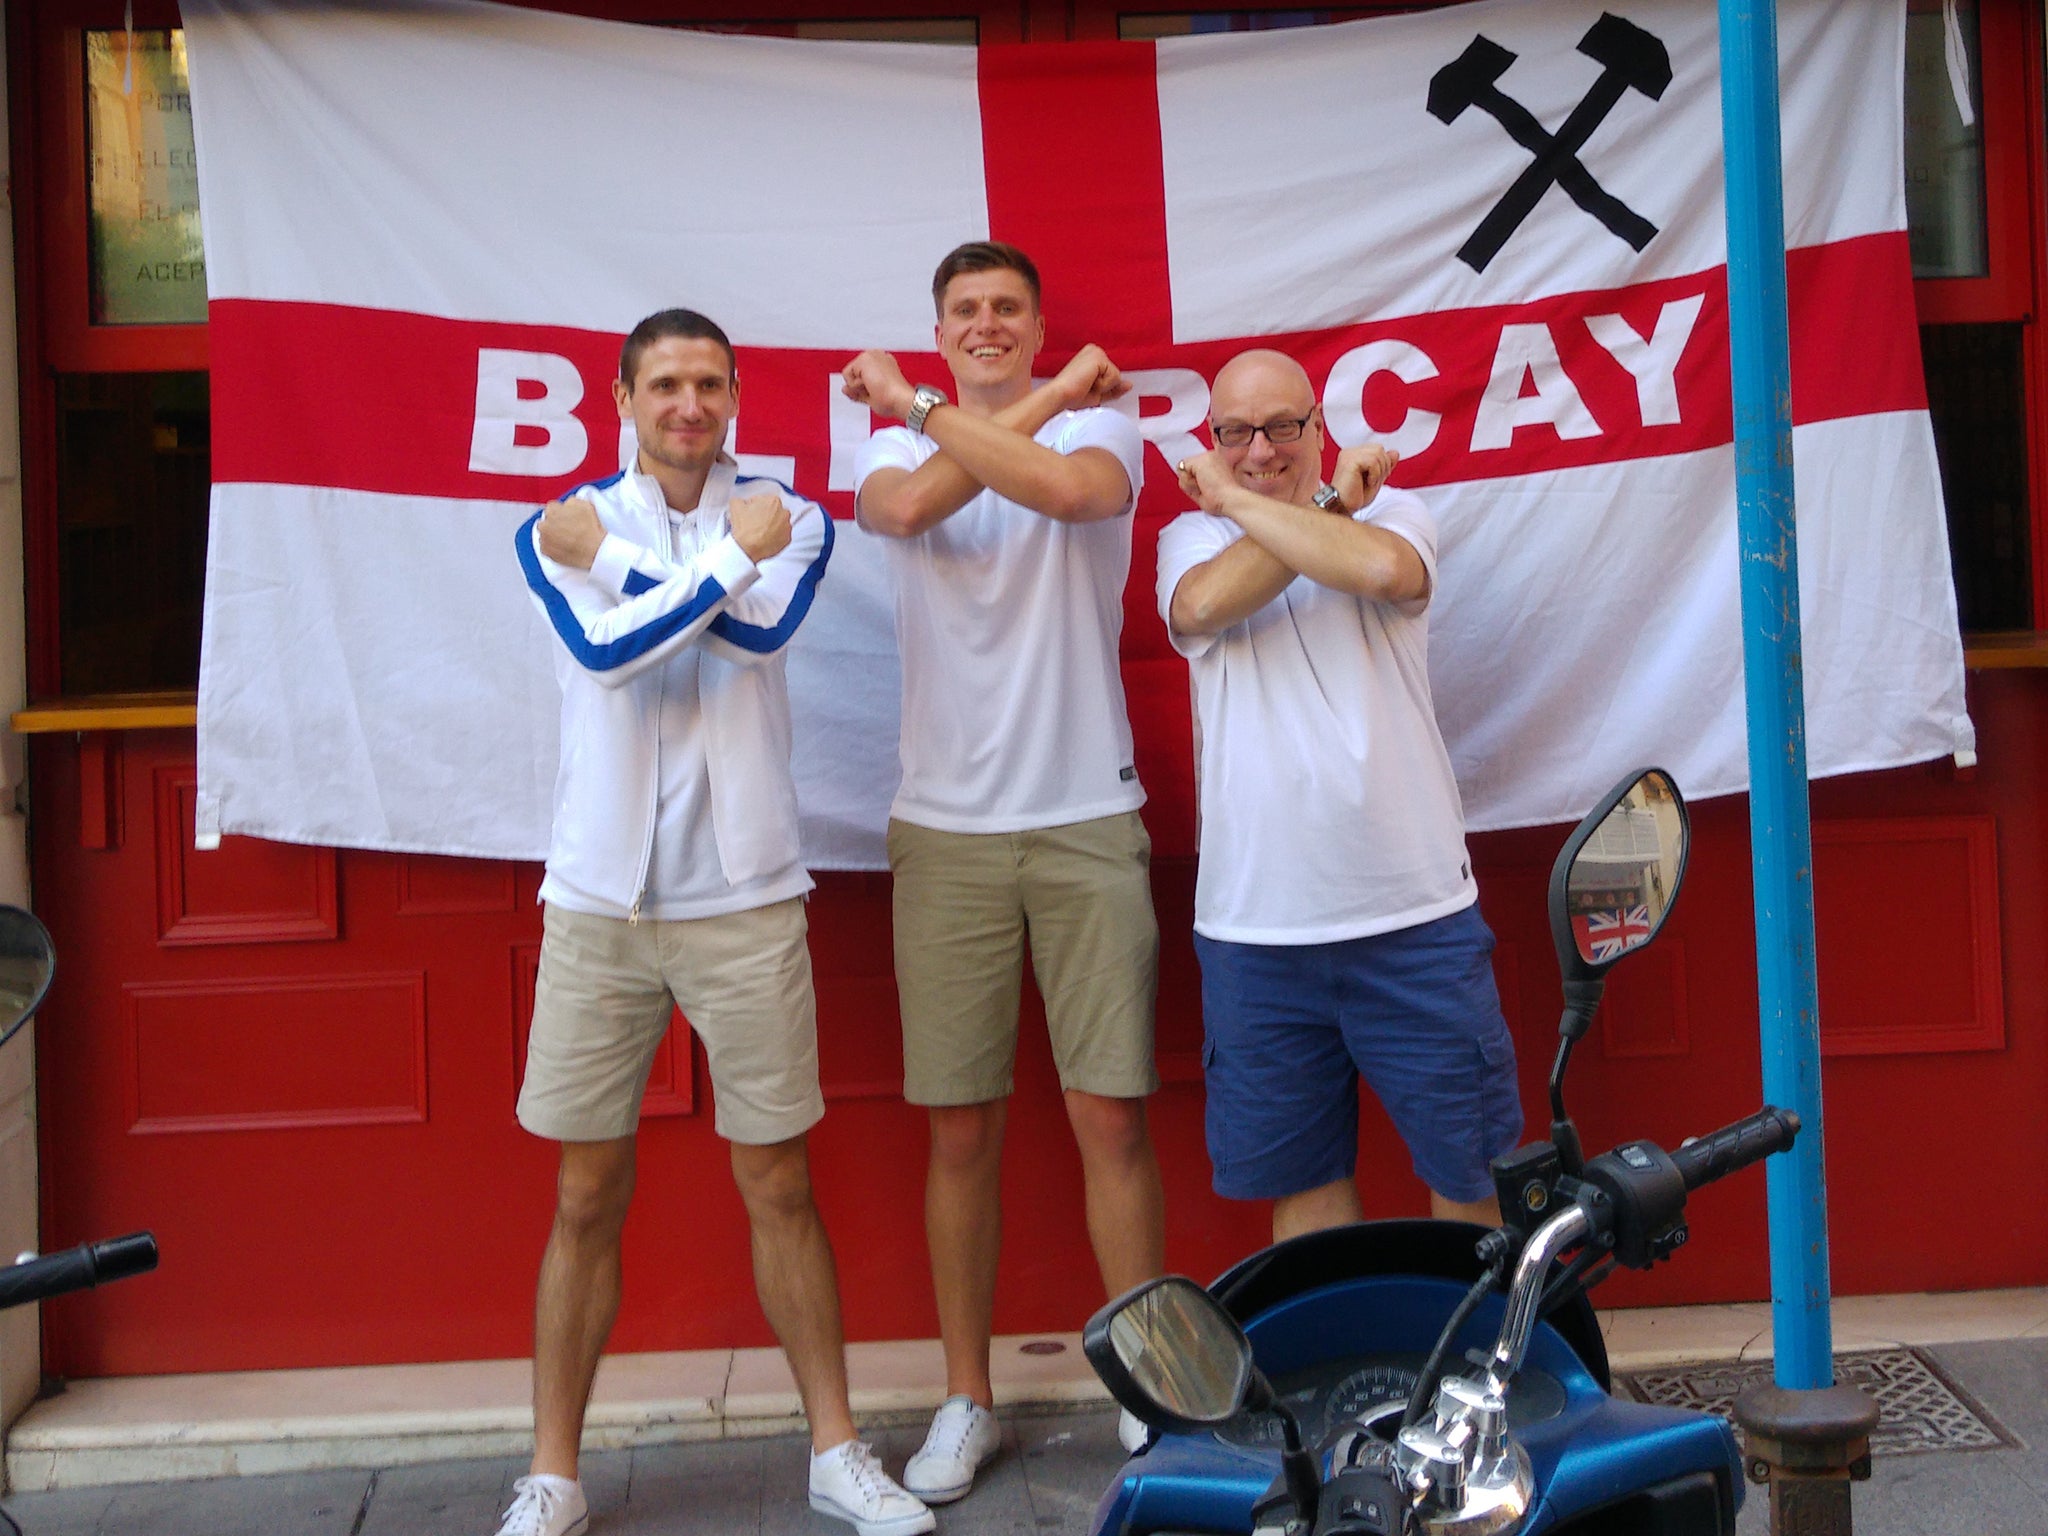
left=1015, top=1408, right=1128, bottom=1530
left=621, top=1438, right=762, bottom=1533
left=0, top=1483, right=116, bottom=1536
left=358, top=1457, right=527, bottom=1536
left=1925, top=1338, right=2048, bottom=1442
left=96, top=1468, right=369, bottom=1536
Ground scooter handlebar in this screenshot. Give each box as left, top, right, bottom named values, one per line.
left=1669, top=1108, right=1800, bottom=1192
left=0, top=1232, right=159, bottom=1312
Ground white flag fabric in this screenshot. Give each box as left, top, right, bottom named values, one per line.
left=186, top=0, right=1970, bottom=865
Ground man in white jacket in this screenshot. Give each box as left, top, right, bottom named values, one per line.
left=502, top=309, right=931, bottom=1536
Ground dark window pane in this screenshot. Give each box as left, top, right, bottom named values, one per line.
left=54, top=373, right=210, bottom=694
left=1920, top=324, right=2030, bottom=631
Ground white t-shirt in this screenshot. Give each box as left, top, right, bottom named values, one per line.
left=1155, top=487, right=1478, bottom=944
left=854, top=408, right=1148, bottom=833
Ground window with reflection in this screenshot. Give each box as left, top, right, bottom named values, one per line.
left=1904, top=0, right=1987, bottom=279
left=86, top=29, right=207, bottom=325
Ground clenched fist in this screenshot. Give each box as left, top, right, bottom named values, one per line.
left=1049, top=344, right=1131, bottom=412
left=1328, top=444, right=1399, bottom=513
left=729, top=491, right=793, bottom=563
left=840, top=350, right=916, bottom=421
left=537, top=497, right=605, bottom=570
left=1176, top=450, right=1238, bottom=514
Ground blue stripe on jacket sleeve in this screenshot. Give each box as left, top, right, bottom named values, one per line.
left=707, top=507, right=836, bottom=654
left=622, top=569, right=659, bottom=598
left=516, top=509, right=728, bottom=672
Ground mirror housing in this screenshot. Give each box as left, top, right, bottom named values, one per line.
left=1082, top=1276, right=1258, bottom=1433
left=0, top=907, right=55, bottom=1051
left=1548, top=768, right=1689, bottom=985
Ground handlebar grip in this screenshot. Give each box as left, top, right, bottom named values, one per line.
left=1670, top=1108, right=1800, bottom=1192
left=90, top=1233, right=160, bottom=1286
left=0, top=1232, right=159, bottom=1312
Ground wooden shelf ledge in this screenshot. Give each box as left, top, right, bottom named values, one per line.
left=11, top=691, right=198, bottom=734
left=1964, top=632, right=2048, bottom=669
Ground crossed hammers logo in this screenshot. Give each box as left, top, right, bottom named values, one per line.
left=1430, top=12, right=1673, bottom=273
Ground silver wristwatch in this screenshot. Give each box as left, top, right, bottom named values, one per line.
left=906, top=384, right=949, bottom=435
left=1312, top=482, right=1346, bottom=512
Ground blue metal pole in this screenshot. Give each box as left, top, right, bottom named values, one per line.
left=1716, top=0, right=1834, bottom=1391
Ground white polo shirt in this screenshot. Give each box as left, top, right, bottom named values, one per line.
left=1155, top=486, right=1478, bottom=945
left=854, top=408, right=1148, bottom=834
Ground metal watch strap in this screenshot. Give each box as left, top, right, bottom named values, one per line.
left=907, top=384, right=948, bottom=435
left=1312, top=482, right=1345, bottom=512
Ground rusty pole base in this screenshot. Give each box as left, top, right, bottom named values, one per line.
left=1732, top=1382, right=1879, bottom=1536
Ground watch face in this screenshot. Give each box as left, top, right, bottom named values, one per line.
left=1313, top=484, right=1343, bottom=511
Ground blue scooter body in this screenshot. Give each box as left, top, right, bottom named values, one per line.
left=1088, top=1222, right=1741, bottom=1536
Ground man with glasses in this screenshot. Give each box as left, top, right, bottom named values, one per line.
left=840, top=240, right=1162, bottom=1504
left=1157, top=347, right=1521, bottom=1242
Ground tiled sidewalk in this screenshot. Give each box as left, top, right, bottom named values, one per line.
left=6, top=1293, right=2048, bottom=1535
left=1, top=1405, right=1131, bottom=1536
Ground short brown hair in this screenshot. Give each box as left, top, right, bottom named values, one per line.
left=619, top=308, right=736, bottom=389
left=931, top=241, right=1042, bottom=314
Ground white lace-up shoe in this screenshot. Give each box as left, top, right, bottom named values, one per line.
left=1118, top=1407, right=1152, bottom=1454
left=809, top=1439, right=936, bottom=1536
left=491, top=1474, right=588, bottom=1536
left=902, top=1394, right=1001, bottom=1503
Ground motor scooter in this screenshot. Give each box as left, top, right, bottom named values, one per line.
left=1081, top=768, right=1797, bottom=1536
left=0, top=906, right=158, bottom=1536
left=0, top=905, right=159, bottom=1316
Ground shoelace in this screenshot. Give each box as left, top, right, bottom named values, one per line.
left=840, top=1441, right=889, bottom=1503
left=503, top=1476, right=569, bottom=1532
left=925, top=1404, right=981, bottom=1460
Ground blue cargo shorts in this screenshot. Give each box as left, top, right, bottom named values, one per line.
left=1194, top=903, right=1523, bottom=1205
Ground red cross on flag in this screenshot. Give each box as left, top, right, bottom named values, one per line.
left=185, top=0, right=1970, bottom=863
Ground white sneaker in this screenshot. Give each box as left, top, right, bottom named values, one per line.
left=1118, top=1407, right=1152, bottom=1454
left=809, top=1439, right=936, bottom=1536
left=492, top=1473, right=588, bottom=1536
left=902, top=1395, right=1001, bottom=1503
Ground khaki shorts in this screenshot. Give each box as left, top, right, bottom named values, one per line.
left=888, top=811, right=1159, bottom=1105
left=518, top=898, right=824, bottom=1145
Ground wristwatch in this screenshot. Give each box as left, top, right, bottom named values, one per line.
left=1312, top=482, right=1346, bottom=512
left=906, top=384, right=949, bottom=435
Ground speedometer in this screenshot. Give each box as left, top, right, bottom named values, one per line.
left=1323, top=1363, right=1420, bottom=1439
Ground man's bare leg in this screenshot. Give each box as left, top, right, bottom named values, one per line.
left=1063, top=1090, right=1164, bottom=1296
left=729, top=1135, right=857, bottom=1451
left=1430, top=1189, right=1503, bottom=1226
left=1272, top=1177, right=1362, bottom=1243
left=530, top=1136, right=638, bottom=1480
left=926, top=1100, right=1007, bottom=1407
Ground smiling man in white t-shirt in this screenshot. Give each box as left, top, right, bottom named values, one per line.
left=840, top=241, right=1163, bottom=1504
left=1157, top=348, right=1522, bottom=1245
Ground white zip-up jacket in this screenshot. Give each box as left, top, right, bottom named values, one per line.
left=514, top=457, right=834, bottom=917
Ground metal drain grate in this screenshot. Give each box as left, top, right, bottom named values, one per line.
left=1616, top=1348, right=2014, bottom=1457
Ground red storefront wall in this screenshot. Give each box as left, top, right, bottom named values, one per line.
left=13, top=0, right=2048, bottom=1377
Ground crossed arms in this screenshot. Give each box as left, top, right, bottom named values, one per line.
left=842, top=347, right=1136, bottom=536
left=1166, top=446, right=1426, bottom=638
left=517, top=486, right=831, bottom=686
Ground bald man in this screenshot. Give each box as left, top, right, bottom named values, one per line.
left=1156, top=349, right=1521, bottom=1242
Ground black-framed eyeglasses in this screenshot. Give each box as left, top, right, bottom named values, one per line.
left=1210, top=414, right=1313, bottom=449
